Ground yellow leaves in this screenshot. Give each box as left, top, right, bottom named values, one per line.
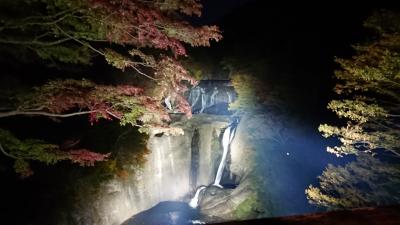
left=229, top=73, right=259, bottom=112
left=103, top=48, right=132, bottom=71
left=327, top=99, right=387, bottom=123
left=314, top=10, right=400, bottom=210
left=307, top=154, right=400, bottom=209
left=305, top=185, right=340, bottom=208
left=129, top=48, right=156, bottom=67
left=319, top=122, right=382, bottom=157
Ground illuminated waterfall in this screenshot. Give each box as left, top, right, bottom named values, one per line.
left=188, top=120, right=238, bottom=210
left=210, top=87, right=219, bottom=106
left=189, top=186, right=206, bottom=208
left=213, top=125, right=235, bottom=187
left=189, top=87, right=201, bottom=108
left=199, top=88, right=207, bottom=113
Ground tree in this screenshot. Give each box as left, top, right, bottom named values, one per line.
left=306, top=154, right=400, bottom=209
left=307, top=10, right=400, bottom=209
left=318, top=10, right=400, bottom=158
left=0, top=0, right=221, bottom=176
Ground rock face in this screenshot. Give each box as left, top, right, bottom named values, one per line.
left=197, top=111, right=302, bottom=222
left=198, top=114, right=263, bottom=222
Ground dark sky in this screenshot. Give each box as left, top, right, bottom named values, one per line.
left=188, top=1, right=399, bottom=123
left=200, top=0, right=253, bottom=23
left=193, top=1, right=377, bottom=119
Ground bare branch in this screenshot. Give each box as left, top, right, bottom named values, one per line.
left=0, top=110, right=97, bottom=118
left=0, top=37, right=72, bottom=46
left=54, top=24, right=105, bottom=56
left=129, top=64, right=158, bottom=81
left=0, top=143, right=19, bottom=159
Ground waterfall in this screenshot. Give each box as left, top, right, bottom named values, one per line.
left=213, top=124, right=236, bottom=187
left=199, top=88, right=207, bottom=113
left=189, top=186, right=206, bottom=208
left=209, top=87, right=219, bottom=106
left=227, top=92, right=232, bottom=104
left=188, top=80, right=236, bottom=114
left=190, top=129, right=200, bottom=190
left=189, top=87, right=201, bottom=108
left=165, top=95, right=172, bottom=111
left=188, top=120, right=238, bottom=210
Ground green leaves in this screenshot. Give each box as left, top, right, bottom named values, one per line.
left=0, top=128, right=110, bottom=177
left=120, top=106, right=145, bottom=127
left=35, top=45, right=93, bottom=64
left=229, top=73, right=260, bottom=113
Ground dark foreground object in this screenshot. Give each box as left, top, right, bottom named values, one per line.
left=215, top=205, right=400, bottom=225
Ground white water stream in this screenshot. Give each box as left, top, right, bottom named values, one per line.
left=189, top=186, right=206, bottom=208
left=189, top=122, right=237, bottom=208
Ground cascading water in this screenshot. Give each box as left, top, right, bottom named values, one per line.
left=188, top=80, right=237, bottom=114
left=213, top=125, right=235, bottom=187
left=188, top=120, right=238, bottom=209
left=199, top=89, right=207, bottom=113
left=118, top=80, right=240, bottom=225
left=189, top=186, right=206, bottom=208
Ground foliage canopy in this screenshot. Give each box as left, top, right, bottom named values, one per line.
left=0, top=0, right=221, bottom=176
left=307, top=10, right=400, bottom=209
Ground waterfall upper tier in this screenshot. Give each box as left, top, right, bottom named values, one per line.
left=187, top=80, right=237, bottom=115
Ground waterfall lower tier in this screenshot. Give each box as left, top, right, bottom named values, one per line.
left=112, top=115, right=230, bottom=225
left=188, top=119, right=239, bottom=213
left=190, top=129, right=200, bottom=191
left=189, top=186, right=206, bottom=208
left=213, top=121, right=238, bottom=187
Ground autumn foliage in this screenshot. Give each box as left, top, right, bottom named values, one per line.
left=0, top=0, right=221, bottom=176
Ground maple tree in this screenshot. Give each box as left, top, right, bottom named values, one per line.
left=0, top=0, right=221, bottom=176
left=306, top=10, right=400, bottom=209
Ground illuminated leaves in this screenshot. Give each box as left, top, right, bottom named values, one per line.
left=11, top=79, right=178, bottom=128
left=321, top=11, right=400, bottom=157
left=327, top=100, right=387, bottom=123
left=0, top=128, right=110, bottom=177
left=87, top=0, right=221, bottom=57
left=69, top=149, right=111, bottom=166
left=229, top=73, right=259, bottom=112
left=1, top=0, right=220, bottom=123
left=0, top=0, right=220, bottom=176
left=306, top=154, right=400, bottom=209
left=311, top=11, right=400, bottom=209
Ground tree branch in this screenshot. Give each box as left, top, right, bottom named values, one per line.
left=0, top=37, right=73, bottom=46
left=3, top=12, right=74, bottom=29
left=54, top=24, right=105, bottom=56
left=129, top=64, right=158, bottom=81
left=0, top=143, right=19, bottom=160
left=0, top=110, right=97, bottom=118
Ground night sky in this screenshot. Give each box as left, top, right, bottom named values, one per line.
left=195, top=1, right=399, bottom=122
